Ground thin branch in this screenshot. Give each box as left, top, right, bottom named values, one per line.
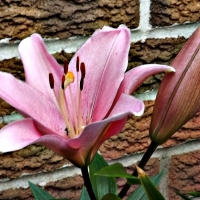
left=81, top=166, right=97, bottom=200
left=118, top=141, right=158, bottom=198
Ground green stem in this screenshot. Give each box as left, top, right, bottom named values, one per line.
left=81, top=166, right=97, bottom=200
left=118, top=141, right=158, bottom=198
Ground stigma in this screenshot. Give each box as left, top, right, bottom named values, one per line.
left=49, top=56, right=86, bottom=138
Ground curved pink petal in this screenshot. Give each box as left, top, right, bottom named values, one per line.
left=35, top=105, right=140, bottom=167
left=18, top=34, right=63, bottom=99
left=90, top=95, right=144, bottom=159
left=68, top=25, right=131, bottom=122
left=88, top=95, right=144, bottom=161
left=0, top=72, right=65, bottom=136
left=114, top=64, right=175, bottom=104
left=109, top=94, right=145, bottom=117
left=0, top=119, right=42, bottom=153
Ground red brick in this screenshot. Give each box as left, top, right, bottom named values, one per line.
left=168, top=150, right=200, bottom=199
left=150, top=0, right=200, bottom=27
left=0, top=0, right=139, bottom=40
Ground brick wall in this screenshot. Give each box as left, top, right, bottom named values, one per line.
left=0, top=0, right=200, bottom=199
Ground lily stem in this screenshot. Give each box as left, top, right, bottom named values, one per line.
left=81, top=166, right=97, bottom=200
left=118, top=141, right=158, bottom=198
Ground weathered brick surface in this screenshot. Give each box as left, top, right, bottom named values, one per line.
left=168, top=150, right=200, bottom=200
left=0, top=175, right=84, bottom=200
left=0, top=145, right=70, bottom=180
left=0, top=158, right=159, bottom=200
left=150, top=0, right=200, bottom=26
left=0, top=0, right=139, bottom=40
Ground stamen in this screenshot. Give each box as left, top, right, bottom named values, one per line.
left=76, top=56, right=80, bottom=72
left=80, top=62, right=86, bottom=91
left=62, top=72, right=74, bottom=89
left=60, top=88, right=76, bottom=138
left=49, top=58, right=88, bottom=138
left=49, top=73, right=54, bottom=89
left=80, top=62, right=86, bottom=78
left=61, top=75, right=65, bottom=90
left=80, top=78, right=84, bottom=91
left=64, top=60, right=68, bottom=74
left=65, top=127, right=68, bottom=135
left=59, top=72, right=76, bottom=138
left=68, top=85, right=79, bottom=134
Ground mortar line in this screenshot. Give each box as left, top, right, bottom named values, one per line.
left=0, top=140, right=199, bottom=191
left=0, top=22, right=200, bottom=61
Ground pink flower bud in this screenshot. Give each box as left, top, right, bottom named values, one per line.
left=150, top=27, right=200, bottom=145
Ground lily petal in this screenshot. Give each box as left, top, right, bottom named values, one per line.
left=35, top=105, right=141, bottom=167
left=115, top=64, right=175, bottom=103
left=108, top=93, right=145, bottom=117
left=0, top=118, right=42, bottom=153
left=18, top=34, right=63, bottom=99
left=68, top=25, right=131, bottom=122
left=0, top=72, right=65, bottom=136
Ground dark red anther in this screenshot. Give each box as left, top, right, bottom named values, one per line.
left=80, top=62, right=86, bottom=78
left=64, top=60, right=68, bottom=74
left=61, top=75, right=65, bottom=90
left=80, top=62, right=86, bottom=91
left=76, top=56, right=80, bottom=72
left=80, top=78, right=84, bottom=91
left=49, top=73, right=54, bottom=89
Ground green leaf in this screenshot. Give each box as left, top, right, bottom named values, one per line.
left=188, top=191, right=200, bottom=197
left=175, top=190, right=191, bottom=200
left=80, top=187, right=91, bottom=200
left=95, top=163, right=140, bottom=184
left=102, top=193, right=122, bottom=200
left=89, top=153, right=117, bottom=200
left=127, top=171, right=164, bottom=200
left=136, top=167, right=164, bottom=200
left=28, top=181, right=55, bottom=200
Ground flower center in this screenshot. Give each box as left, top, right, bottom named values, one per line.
left=49, top=56, right=86, bottom=138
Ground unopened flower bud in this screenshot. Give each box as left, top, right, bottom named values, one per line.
left=149, top=26, right=200, bottom=145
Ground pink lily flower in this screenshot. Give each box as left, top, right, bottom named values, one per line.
left=0, top=25, right=175, bottom=167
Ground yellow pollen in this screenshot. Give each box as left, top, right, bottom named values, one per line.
left=64, top=72, right=74, bottom=89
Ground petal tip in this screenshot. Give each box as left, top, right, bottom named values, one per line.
left=133, top=102, right=145, bottom=117
left=133, top=109, right=145, bottom=117
left=167, top=66, right=176, bottom=73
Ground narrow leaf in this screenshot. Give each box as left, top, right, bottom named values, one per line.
left=175, top=190, right=191, bottom=200
left=127, top=171, right=164, bottom=200
left=188, top=191, right=200, bottom=197
left=95, top=163, right=140, bottom=184
left=28, top=181, right=54, bottom=200
left=89, top=153, right=117, bottom=200
left=80, top=187, right=91, bottom=200
left=137, top=167, right=165, bottom=200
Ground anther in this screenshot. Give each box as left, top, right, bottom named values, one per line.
left=80, top=62, right=86, bottom=91
left=80, top=62, right=86, bottom=78
left=49, top=73, right=54, bottom=89
left=76, top=56, right=80, bottom=72
left=61, top=72, right=75, bottom=90
left=64, top=60, right=68, bottom=74
left=65, top=127, right=68, bottom=135
left=61, top=75, right=65, bottom=90
left=80, top=78, right=84, bottom=91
